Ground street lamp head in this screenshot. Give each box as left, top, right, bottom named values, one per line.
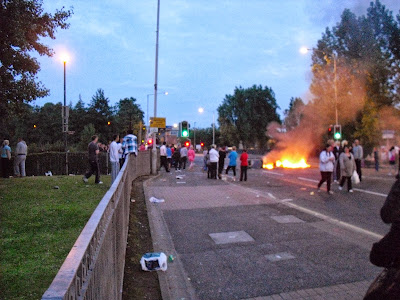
left=299, top=47, right=310, bottom=55
left=164, top=91, right=168, bottom=95
left=60, top=52, right=70, bottom=63
left=198, top=107, right=204, bottom=113
left=173, top=123, right=178, bottom=128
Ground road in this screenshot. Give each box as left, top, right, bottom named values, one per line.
left=145, top=154, right=396, bottom=300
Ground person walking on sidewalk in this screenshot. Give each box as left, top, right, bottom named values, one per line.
left=317, top=143, right=335, bottom=194
left=167, top=144, right=172, bottom=170
left=172, top=145, right=181, bottom=170
left=203, top=147, right=208, bottom=171
left=240, top=149, right=249, bottom=181
left=180, top=144, right=188, bottom=169
left=188, top=146, right=195, bottom=170
left=226, top=146, right=238, bottom=177
left=160, top=142, right=170, bottom=172
left=83, top=135, right=103, bottom=184
left=338, top=145, right=356, bottom=193
left=209, top=145, right=219, bottom=179
left=109, top=134, right=121, bottom=184
left=353, top=139, right=363, bottom=181
left=218, top=146, right=226, bottom=179
left=14, top=137, right=27, bottom=177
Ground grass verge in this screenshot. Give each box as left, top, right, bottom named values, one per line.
left=0, top=175, right=111, bottom=300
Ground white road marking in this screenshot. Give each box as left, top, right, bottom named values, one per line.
left=297, top=177, right=388, bottom=198
left=268, top=193, right=276, bottom=199
left=283, top=201, right=383, bottom=240
left=262, top=170, right=284, bottom=176
left=353, top=188, right=387, bottom=197
left=298, top=177, right=318, bottom=183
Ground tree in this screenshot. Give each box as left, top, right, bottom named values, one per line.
left=284, top=97, right=305, bottom=131
left=0, top=1, right=72, bottom=138
left=87, top=89, right=113, bottom=140
left=114, top=97, right=144, bottom=136
left=218, top=85, right=280, bottom=149
left=310, top=0, right=400, bottom=147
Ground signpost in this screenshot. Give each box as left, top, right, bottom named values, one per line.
left=150, top=117, right=166, bottom=128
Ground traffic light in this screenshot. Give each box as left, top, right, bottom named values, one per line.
left=334, top=125, right=342, bottom=140
left=328, top=125, right=333, bottom=135
left=147, top=138, right=153, bottom=145
left=200, top=142, right=204, bottom=147
left=180, top=121, right=189, bottom=137
left=184, top=141, right=190, bottom=148
left=107, top=121, right=111, bottom=125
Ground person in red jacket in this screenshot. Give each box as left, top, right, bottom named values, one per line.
left=240, top=149, right=249, bottom=181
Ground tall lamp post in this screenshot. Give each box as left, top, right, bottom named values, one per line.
left=147, top=91, right=168, bottom=131
left=61, top=53, right=69, bottom=175
left=152, top=0, right=161, bottom=174
left=300, top=47, right=338, bottom=126
left=198, top=107, right=216, bottom=145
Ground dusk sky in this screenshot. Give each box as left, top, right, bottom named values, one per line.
left=35, top=0, right=400, bottom=128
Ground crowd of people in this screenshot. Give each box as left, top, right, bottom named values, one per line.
left=317, top=138, right=400, bottom=194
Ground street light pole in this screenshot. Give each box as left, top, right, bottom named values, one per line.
left=152, top=0, right=161, bottom=174
left=333, top=53, right=338, bottom=126
left=63, top=60, right=68, bottom=175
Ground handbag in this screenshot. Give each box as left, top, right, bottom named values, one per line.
left=352, top=170, right=360, bottom=184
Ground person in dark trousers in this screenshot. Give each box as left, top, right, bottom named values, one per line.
left=172, top=146, right=181, bottom=170
left=159, top=142, right=170, bottom=172
left=240, top=149, right=249, bottom=181
left=225, top=146, right=238, bottom=177
left=218, top=146, right=226, bottom=179
left=83, top=135, right=103, bottom=184
left=317, top=143, right=335, bottom=194
left=352, top=139, right=363, bottom=181
left=338, top=145, right=356, bottom=193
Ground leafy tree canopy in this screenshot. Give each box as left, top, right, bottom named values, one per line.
left=218, top=84, right=280, bottom=149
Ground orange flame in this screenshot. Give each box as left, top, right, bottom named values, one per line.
left=263, top=158, right=310, bottom=169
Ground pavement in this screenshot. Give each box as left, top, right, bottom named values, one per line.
left=143, top=155, right=392, bottom=300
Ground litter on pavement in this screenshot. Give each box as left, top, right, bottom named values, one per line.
left=140, top=252, right=168, bottom=271
left=149, top=197, right=165, bottom=203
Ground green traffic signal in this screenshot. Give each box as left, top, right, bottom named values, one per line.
left=334, top=131, right=341, bottom=139
left=182, top=130, right=188, bottom=137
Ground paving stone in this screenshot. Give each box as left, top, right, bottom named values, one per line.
left=209, top=230, right=255, bottom=245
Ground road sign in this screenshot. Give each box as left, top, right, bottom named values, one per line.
left=382, top=130, right=395, bottom=139
left=150, top=117, right=166, bottom=128
left=149, top=127, right=158, bottom=134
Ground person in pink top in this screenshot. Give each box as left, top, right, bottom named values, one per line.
left=188, top=146, right=196, bottom=170
left=240, top=149, right=249, bottom=181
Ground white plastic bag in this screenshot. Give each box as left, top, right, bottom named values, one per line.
left=352, top=170, right=360, bottom=184
left=140, top=252, right=167, bottom=271
left=149, top=197, right=165, bottom=203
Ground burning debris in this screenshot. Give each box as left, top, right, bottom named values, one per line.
left=263, top=158, right=310, bottom=170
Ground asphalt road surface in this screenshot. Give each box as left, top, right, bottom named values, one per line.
left=145, top=155, right=396, bottom=299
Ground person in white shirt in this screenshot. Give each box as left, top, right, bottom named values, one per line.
left=160, top=142, right=170, bottom=172
left=209, top=145, right=219, bottom=179
left=14, top=137, right=28, bottom=177
left=317, top=143, right=335, bottom=194
left=180, top=145, right=188, bottom=169
left=109, top=134, right=120, bottom=184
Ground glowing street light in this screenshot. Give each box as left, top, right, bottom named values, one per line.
left=59, top=51, right=70, bottom=174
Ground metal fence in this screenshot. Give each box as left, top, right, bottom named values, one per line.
left=42, top=151, right=151, bottom=300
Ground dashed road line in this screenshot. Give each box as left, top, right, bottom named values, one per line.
left=297, top=177, right=388, bottom=198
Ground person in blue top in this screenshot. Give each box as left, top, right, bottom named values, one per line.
left=225, top=146, right=238, bottom=177
left=1, top=140, right=12, bottom=178
left=166, top=144, right=172, bottom=170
